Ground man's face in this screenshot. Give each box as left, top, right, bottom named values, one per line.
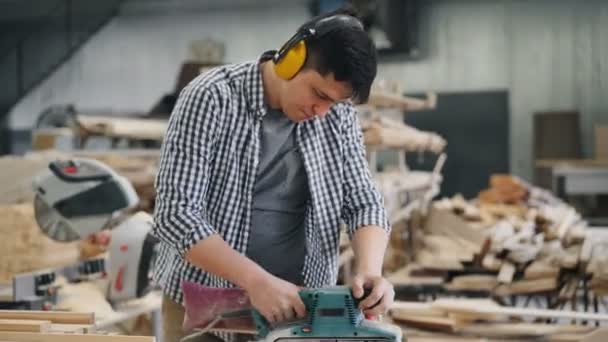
left=279, top=68, right=352, bottom=123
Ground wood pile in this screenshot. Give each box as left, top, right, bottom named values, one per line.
left=0, top=204, right=80, bottom=283
left=0, top=310, right=154, bottom=341
left=389, top=174, right=608, bottom=299
left=361, top=116, right=446, bottom=153
left=390, top=298, right=606, bottom=341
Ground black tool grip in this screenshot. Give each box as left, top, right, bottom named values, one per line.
left=352, top=287, right=381, bottom=310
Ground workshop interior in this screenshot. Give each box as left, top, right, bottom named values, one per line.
left=1, top=0, right=608, bottom=341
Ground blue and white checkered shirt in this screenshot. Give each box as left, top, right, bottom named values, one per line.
left=152, top=54, right=390, bottom=304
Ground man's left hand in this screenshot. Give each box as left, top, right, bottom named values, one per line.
left=351, top=274, right=394, bottom=317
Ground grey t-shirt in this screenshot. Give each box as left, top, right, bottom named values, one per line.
left=246, top=108, right=309, bottom=285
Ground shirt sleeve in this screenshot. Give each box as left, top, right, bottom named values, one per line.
left=153, top=82, right=220, bottom=258
left=340, top=105, right=391, bottom=238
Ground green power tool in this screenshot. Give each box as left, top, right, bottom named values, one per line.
left=251, top=286, right=403, bottom=342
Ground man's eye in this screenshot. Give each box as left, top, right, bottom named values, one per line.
left=315, top=89, right=329, bottom=101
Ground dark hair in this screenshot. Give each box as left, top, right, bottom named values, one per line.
left=300, top=6, right=377, bottom=104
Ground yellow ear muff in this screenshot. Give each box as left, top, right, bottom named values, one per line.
left=274, top=40, right=307, bottom=80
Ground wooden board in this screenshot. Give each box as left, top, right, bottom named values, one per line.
left=0, top=311, right=94, bottom=325
left=419, top=298, right=608, bottom=322
left=524, top=260, right=560, bottom=280
left=0, top=319, right=50, bottom=333
left=391, top=315, right=458, bottom=333
left=446, top=275, right=497, bottom=291
left=77, top=115, right=167, bottom=141
left=494, top=277, right=557, bottom=296
left=0, top=331, right=154, bottom=342
left=390, top=302, right=444, bottom=319
left=496, top=262, right=516, bottom=284
left=423, top=208, right=486, bottom=246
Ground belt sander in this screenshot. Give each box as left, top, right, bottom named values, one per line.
left=182, top=284, right=403, bottom=342
left=253, top=286, right=402, bottom=342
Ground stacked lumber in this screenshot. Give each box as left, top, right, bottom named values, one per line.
left=390, top=174, right=608, bottom=298
left=76, top=115, right=167, bottom=142
left=390, top=298, right=603, bottom=341
left=0, top=310, right=154, bottom=341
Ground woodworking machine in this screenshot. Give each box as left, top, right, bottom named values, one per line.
left=23, top=158, right=159, bottom=307
left=185, top=286, right=403, bottom=342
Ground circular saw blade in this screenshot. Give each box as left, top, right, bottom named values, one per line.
left=34, top=194, right=81, bottom=242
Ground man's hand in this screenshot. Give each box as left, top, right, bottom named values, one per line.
left=351, top=274, right=394, bottom=317
left=244, top=273, right=306, bottom=323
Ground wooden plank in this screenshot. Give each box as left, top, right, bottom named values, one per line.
left=426, top=298, right=608, bottom=322
left=0, top=332, right=154, bottom=342
left=0, top=319, right=50, bottom=333
left=0, top=311, right=94, bottom=325
left=365, top=91, right=437, bottom=111
left=424, top=208, right=486, bottom=246
left=76, top=115, right=167, bottom=141
left=460, top=322, right=557, bottom=338
left=391, top=315, right=458, bottom=333
left=524, top=260, right=560, bottom=280
left=581, top=328, right=608, bottom=342
left=390, top=302, right=445, bottom=319
left=497, top=261, right=516, bottom=284
left=481, top=254, right=502, bottom=271
left=210, top=327, right=258, bottom=334
left=48, top=324, right=96, bottom=334
left=494, top=277, right=557, bottom=296
left=447, top=275, right=497, bottom=291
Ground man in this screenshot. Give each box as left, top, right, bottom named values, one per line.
left=153, top=7, right=395, bottom=342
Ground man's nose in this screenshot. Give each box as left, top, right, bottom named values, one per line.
left=313, top=102, right=332, bottom=118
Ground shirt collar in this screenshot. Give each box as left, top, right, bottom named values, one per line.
left=244, top=50, right=276, bottom=119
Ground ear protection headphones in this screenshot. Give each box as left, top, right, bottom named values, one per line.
left=273, top=14, right=364, bottom=80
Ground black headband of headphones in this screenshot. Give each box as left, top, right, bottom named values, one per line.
left=274, top=14, right=365, bottom=63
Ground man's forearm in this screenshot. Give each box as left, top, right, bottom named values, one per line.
left=185, top=234, right=268, bottom=289
left=351, top=225, right=389, bottom=276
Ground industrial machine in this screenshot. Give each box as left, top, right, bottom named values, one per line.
left=29, top=158, right=158, bottom=306
left=182, top=286, right=402, bottom=342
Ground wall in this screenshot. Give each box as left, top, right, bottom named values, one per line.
left=8, top=0, right=608, bottom=181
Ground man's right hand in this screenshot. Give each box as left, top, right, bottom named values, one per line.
left=184, top=235, right=307, bottom=323
left=244, top=273, right=306, bottom=323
